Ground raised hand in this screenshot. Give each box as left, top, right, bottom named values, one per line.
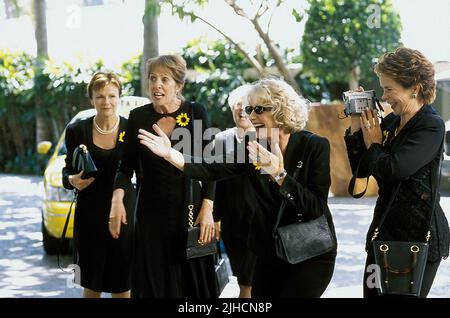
left=247, top=140, right=284, bottom=176
left=138, top=124, right=172, bottom=159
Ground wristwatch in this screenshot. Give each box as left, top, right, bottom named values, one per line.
left=273, top=169, right=287, bottom=182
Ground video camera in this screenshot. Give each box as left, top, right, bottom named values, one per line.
left=343, top=90, right=380, bottom=117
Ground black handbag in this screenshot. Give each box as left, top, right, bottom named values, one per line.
left=214, top=242, right=230, bottom=296
left=72, top=144, right=98, bottom=179
left=370, top=144, right=442, bottom=297
left=185, top=102, right=218, bottom=259
left=272, top=134, right=336, bottom=264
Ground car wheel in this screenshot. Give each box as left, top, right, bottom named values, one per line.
left=41, top=220, right=70, bottom=255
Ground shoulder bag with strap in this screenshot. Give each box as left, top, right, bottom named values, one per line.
left=272, top=133, right=336, bottom=264
left=370, top=141, right=443, bottom=297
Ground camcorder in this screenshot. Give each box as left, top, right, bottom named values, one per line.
left=342, top=90, right=382, bottom=117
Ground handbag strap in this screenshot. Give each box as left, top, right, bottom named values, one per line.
left=187, top=102, right=195, bottom=227
left=58, top=189, right=77, bottom=271
left=272, top=133, right=313, bottom=237
left=372, top=140, right=444, bottom=242
left=348, top=159, right=370, bottom=198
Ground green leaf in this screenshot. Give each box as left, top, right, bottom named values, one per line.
left=292, top=8, right=303, bottom=23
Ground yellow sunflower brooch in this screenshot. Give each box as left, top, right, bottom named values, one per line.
left=176, top=113, right=190, bottom=127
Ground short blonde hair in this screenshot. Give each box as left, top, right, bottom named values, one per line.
left=248, top=78, right=310, bottom=133
left=87, top=71, right=122, bottom=99
left=227, top=84, right=252, bottom=110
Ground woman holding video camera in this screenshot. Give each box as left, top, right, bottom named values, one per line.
left=344, top=47, right=450, bottom=297
left=62, top=72, right=135, bottom=298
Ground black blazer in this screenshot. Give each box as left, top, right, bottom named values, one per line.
left=185, top=130, right=337, bottom=259
left=345, top=105, right=450, bottom=261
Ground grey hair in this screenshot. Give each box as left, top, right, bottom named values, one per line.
left=227, top=84, right=253, bottom=109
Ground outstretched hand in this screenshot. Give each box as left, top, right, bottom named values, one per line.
left=138, top=124, right=172, bottom=159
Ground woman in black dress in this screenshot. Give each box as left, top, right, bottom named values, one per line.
left=213, top=85, right=257, bottom=298
left=109, top=54, right=218, bottom=298
left=138, top=78, right=337, bottom=297
left=62, top=72, right=135, bottom=298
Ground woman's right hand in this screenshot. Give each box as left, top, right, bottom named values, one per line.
left=109, top=198, right=127, bottom=239
left=69, top=171, right=95, bottom=191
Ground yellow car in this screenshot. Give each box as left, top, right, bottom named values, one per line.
left=38, top=96, right=149, bottom=254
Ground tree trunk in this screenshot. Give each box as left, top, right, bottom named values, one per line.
left=349, top=65, right=360, bottom=90
left=34, top=0, right=48, bottom=57
left=3, top=0, right=20, bottom=19
left=141, top=0, right=159, bottom=97
left=33, top=0, right=51, bottom=144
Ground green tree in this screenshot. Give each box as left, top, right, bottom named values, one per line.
left=150, top=0, right=303, bottom=92
left=182, top=38, right=252, bottom=129
left=301, top=0, right=402, bottom=90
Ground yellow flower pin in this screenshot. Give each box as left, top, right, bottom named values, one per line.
left=382, top=130, right=389, bottom=146
left=176, top=113, right=190, bottom=127
left=119, top=131, right=125, bottom=142
left=253, top=162, right=261, bottom=170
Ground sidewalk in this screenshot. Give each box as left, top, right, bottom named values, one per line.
left=219, top=196, right=450, bottom=298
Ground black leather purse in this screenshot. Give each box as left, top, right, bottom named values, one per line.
left=370, top=139, right=443, bottom=297
left=72, top=144, right=98, bottom=179
left=185, top=102, right=217, bottom=259
left=272, top=134, right=336, bottom=264
left=370, top=149, right=442, bottom=297
left=185, top=179, right=218, bottom=259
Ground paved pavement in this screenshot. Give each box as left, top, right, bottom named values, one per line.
left=1, top=174, right=450, bottom=298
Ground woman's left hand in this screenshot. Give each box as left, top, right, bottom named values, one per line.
left=194, top=199, right=215, bottom=245
left=247, top=141, right=284, bottom=177
left=138, top=125, right=171, bottom=159
left=360, top=109, right=383, bottom=149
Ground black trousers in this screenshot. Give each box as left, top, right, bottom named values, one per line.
left=363, top=250, right=441, bottom=298
left=251, top=251, right=336, bottom=298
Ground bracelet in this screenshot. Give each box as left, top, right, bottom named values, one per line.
left=273, top=169, right=287, bottom=182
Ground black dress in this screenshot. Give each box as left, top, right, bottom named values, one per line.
left=114, top=101, right=218, bottom=298
left=62, top=116, right=135, bottom=293
left=213, top=128, right=257, bottom=286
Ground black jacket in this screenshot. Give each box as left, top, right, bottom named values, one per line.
left=345, top=105, right=450, bottom=261
left=185, top=130, right=337, bottom=259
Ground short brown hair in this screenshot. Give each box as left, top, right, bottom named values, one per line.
left=374, top=47, right=436, bottom=104
left=146, top=54, right=187, bottom=99
left=87, top=71, right=122, bottom=99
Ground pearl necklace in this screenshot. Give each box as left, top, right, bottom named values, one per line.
left=93, top=115, right=120, bottom=135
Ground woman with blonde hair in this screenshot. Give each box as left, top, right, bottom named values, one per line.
left=138, top=78, right=337, bottom=297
